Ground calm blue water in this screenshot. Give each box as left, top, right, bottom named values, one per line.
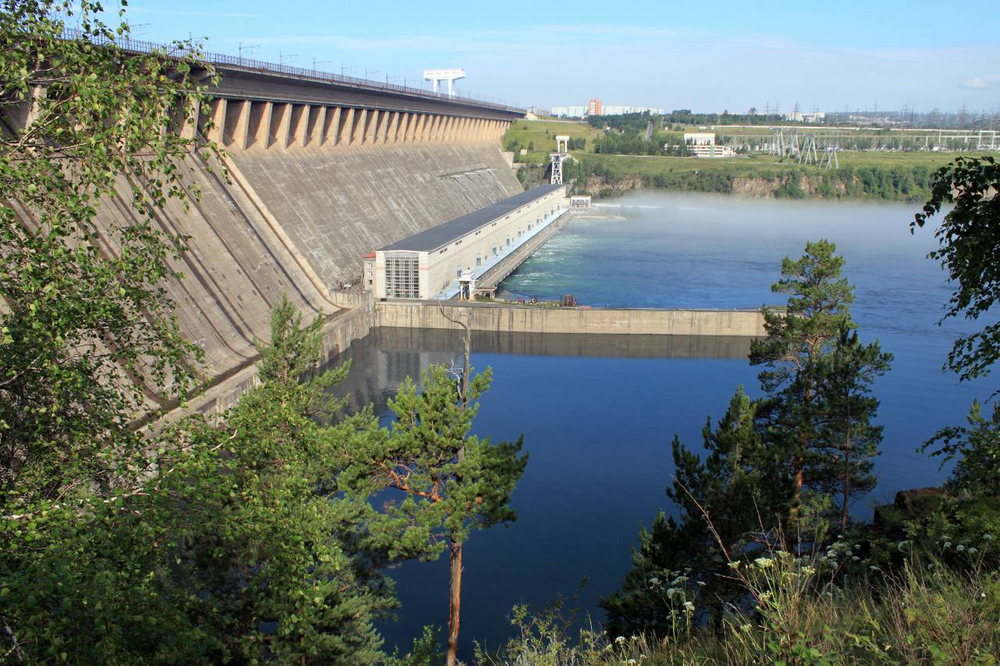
left=334, top=192, right=993, bottom=658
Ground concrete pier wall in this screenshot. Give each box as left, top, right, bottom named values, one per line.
left=376, top=301, right=766, bottom=337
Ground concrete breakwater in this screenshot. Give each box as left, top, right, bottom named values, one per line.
left=176, top=299, right=765, bottom=419
left=376, top=300, right=766, bottom=337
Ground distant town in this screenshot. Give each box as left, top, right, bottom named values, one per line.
left=539, top=98, right=999, bottom=132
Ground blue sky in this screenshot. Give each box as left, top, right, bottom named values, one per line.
left=113, top=0, right=998, bottom=113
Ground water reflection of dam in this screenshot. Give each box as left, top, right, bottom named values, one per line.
left=330, top=327, right=750, bottom=414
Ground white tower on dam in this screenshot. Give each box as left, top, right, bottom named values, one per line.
left=423, top=68, right=466, bottom=97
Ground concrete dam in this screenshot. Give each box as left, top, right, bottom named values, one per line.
left=17, top=61, right=524, bottom=408
left=11, top=55, right=765, bottom=417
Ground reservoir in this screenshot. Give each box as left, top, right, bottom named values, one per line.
left=333, top=192, right=991, bottom=657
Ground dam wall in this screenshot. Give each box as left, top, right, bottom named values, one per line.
left=229, top=144, right=522, bottom=286
left=376, top=301, right=767, bottom=337
left=8, top=58, right=526, bottom=403
left=10, top=150, right=339, bottom=387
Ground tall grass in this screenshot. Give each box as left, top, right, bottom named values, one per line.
left=477, top=554, right=1000, bottom=665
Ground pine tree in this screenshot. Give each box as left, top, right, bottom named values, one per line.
left=818, top=327, right=892, bottom=532
left=339, top=361, right=527, bottom=665
left=602, top=388, right=791, bottom=635
left=750, top=240, right=855, bottom=515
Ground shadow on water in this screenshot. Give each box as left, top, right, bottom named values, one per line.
left=329, top=326, right=751, bottom=416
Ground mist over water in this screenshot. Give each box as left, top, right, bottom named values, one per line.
left=336, top=192, right=992, bottom=658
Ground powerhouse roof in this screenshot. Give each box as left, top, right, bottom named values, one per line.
left=380, top=183, right=564, bottom=253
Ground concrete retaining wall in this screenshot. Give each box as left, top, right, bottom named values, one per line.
left=376, top=301, right=766, bottom=337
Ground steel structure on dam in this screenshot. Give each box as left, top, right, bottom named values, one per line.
left=10, top=41, right=527, bottom=408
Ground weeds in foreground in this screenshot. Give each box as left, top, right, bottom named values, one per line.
left=475, top=495, right=999, bottom=666
left=476, top=556, right=999, bottom=665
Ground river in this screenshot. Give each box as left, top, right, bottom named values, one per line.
left=332, top=192, right=992, bottom=658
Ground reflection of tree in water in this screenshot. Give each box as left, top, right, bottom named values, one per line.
left=328, top=330, right=462, bottom=416
left=328, top=327, right=751, bottom=417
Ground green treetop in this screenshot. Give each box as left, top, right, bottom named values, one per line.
left=750, top=240, right=857, bottom=514
left=602, top=387, right=791, bottom=637
left=338, top=362, right=527, bottom=664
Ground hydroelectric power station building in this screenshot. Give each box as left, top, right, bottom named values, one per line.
left=365, top=183, right=569, bottom=300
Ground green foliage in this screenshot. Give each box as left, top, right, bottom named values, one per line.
left=148, top=297, right=392, bottom=663
left=602, top=388, right=791, bottom=636
left=776, top=174, right=807, bottom=199
left=487, top=558, right=1000, bottom=665
left=2, top=298, right=399, bottom=663
left=922, top=400, right=1000, bottom=498
left=568, top=152, right=942, bottom=201
left=820, top=327, right=893, bottom=529
left=0, top=2, right=232, bottom=659
left=338, top=364, right=527, bottom=558
left=593, top=131, right=664, bottom=157
left=477, top=598, right=638, bottom=666
left=750, top=241, right=864, bottom=515
left=388, top=625, right=446, bottom=666
left=0, top=0, right=218, bottom=511
left=608, top=243, right=892, bottom=637
left=911, top=155, right=1000, bottom=546
left=912, top=155, right=1000, bottom=391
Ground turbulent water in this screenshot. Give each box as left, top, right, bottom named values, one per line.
left=333, top=192, right=992, bottom=658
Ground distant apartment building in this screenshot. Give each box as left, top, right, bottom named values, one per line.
left=551, top=105, right=588, bottom=118
left=682, top=132, right=736, bottom=158
left=602, top=105, right=664, bottom=115
left=783, top=111, right=826, bottom=123
left=588, top=99, right=603, bottom=115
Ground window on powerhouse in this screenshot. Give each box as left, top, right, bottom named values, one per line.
left=384, top=254, right=420, bottom=298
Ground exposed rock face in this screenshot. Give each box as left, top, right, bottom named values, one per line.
left=732, top=177, right=783, bottom=198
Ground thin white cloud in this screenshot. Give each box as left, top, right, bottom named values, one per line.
left=961, top=75, right=1000, bottom=90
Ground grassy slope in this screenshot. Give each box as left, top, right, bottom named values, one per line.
left=502, top=122, right=999, bottom=198
left=504, top=119, right=602, bottom=165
